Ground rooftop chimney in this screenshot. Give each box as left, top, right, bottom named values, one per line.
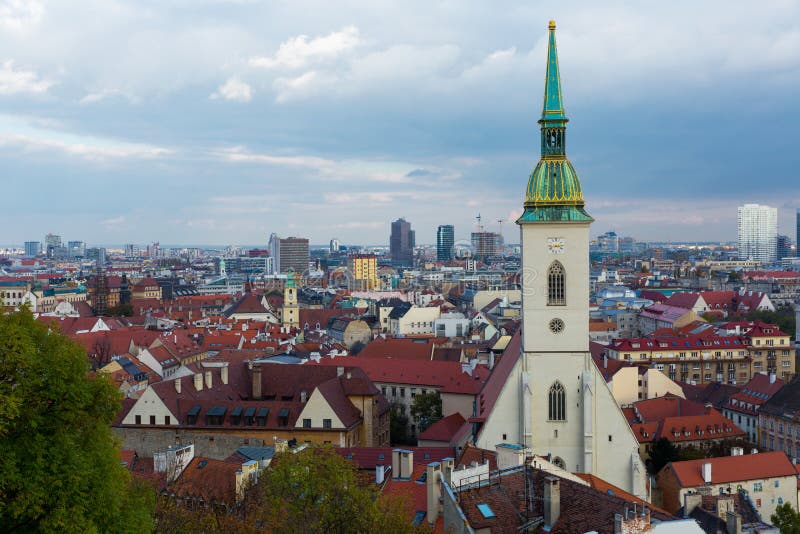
left=204, top=370, right=212, bottom=389
left=193, top=373, right=203, bottom=392
left=426, top=463, right=442, bottom=527
left=252, top=364, right=262, bottom=400
left=337, top=366, right=344, bottom=377
left=392, top=449, right=413, bottom=479
left=770, top=373, right=776, bottom=384
left=702, top=462, right=712, bottom=484
left=726, top=510, right=742, bottom=534
left=375, top=464, right=385, bottom=485
left=614, top=513, right=623, bottom=534
left=543, top=476, right=561, bottom=529
left=174, top=377, right=181, bottom=394
left=220, top=364, right=229, bottom=385
left=300, top=390, right=307, bottom=403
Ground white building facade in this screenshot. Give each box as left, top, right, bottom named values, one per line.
left=738, top=203, right=777, bottom=263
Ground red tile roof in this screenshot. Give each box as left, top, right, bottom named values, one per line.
left=308, top=356, right=489, bottom=395
left=357, top=337, right=448, bottom=361
left=417, top=413, right=467, bottom=442
left=667, top=451, right=796, bottom=487
left=168, top=457, right=239, bottom=505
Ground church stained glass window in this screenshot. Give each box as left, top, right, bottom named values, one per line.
left=548, top=261, right=566, bottom=306
left=548, top=381, right=566, bottom=421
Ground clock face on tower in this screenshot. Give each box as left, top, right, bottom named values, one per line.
left=547, top=237, right=565, bottom=254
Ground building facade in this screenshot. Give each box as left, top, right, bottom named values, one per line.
left=436, top=225, right=454, bottom=262
left=737, top=204, right=777, bottom=263
left=347, top=254, right=378, bottom=290
left=24, top=241, right=41, bottom=257
left=390, top=218, right=414, bottom=265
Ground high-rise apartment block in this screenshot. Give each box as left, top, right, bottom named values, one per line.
left=67, top=241, right=85, bottom=258
left=390, top=218, right=414, bottom=265
left=268, top=233, right=310, bottom=274
left=737, top=204, right=777, bottom=263
left=347, top=254, right=378, bottom=290
left=24, top=241, right=41, bottom=257
left=436, top=225, right=454, bottom=261
left=777, top=235, right=793, bottom=260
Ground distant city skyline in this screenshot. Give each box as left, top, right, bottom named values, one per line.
left=1, top=3, right=799, bottom=243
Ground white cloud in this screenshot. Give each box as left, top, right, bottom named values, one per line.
left=0, top=60, right=52, bottom=95
left=0, top=132, right=171, bottom=161
left=274, top=71, right=322, bottom=103
left=210, top=78, right=253, bottom=102
left=101, top=215, right=126, bottom=229
left=79, top=88, right=138, bottom=105
left=249, top=26, right=360, bottom=70
left=0, top=0, right=43, bottom=31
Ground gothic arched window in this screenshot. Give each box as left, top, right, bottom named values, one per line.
left=548, top=381, right=566, bottom=421
left=548, top=261, right=566, bottom=306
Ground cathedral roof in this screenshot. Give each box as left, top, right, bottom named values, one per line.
left=520, top=21, right=593, bottom=224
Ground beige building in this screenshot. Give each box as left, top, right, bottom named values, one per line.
left=388, top=305, right=441, bottom=336
left=657, top=451, right=798, bottom=520
left=347, top=254, right=378, bottom=291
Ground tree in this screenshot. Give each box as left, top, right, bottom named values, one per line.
left=410, top=392, right=443, bottom=434
left=0, top=308, right=155, bottom=532
left=772, top=502, right=800, bottom=534
left=389, top=402, right=411, bottom=445
left=108, top=303, right=134, bottom=317
left=254, top=447, right=421, bottom=534
left=647, top=438, right=679, bottom=475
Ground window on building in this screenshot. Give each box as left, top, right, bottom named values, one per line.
left=135, top=415, right=141, bottom=425
left=400, top=388, right=406, bottom=398
left=548, top=381, right=566, bottom=421
left=303, top=418, right=311, bottom=428
left=547, top=261, right=566, bottom=306
left=165, top=416, right=170, bottom=425
left=323, top=419, right=332, bottom=429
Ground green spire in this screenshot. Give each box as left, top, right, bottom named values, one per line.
left=518, top=20, right=593, bottom=224
left=541, top=20, right=567, bottom=124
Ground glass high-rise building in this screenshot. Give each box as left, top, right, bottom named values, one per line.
left=737, top=204, right=777, bottom=263
left=24, top=241, right=41, bottom=257
left=436, top=225, right=454, bottom=261
left=390, top=218, right=414, bottom=265
left=796, top=208, right=800, bottom=259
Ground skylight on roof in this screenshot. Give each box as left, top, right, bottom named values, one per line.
left=477, top=503, right=495, bottom=519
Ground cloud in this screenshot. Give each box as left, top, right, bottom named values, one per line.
left=249, top=26, right=360, bottom=70
left=210, top=78, right=253, bottom=102
left=274, top=71, right=322, bottom=103
left=79, top=88, right=138, bottom=105
left=0, top=60, right=52, bottom=95
left=0, top=131, right=171, bottom=161
left=0, top=0, right=43, bottom=31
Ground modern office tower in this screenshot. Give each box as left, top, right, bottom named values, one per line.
left=67, top=241, right=85, bottom=258
left=470, top=231, right=501, bottom=261
left=347, top=254, right=378, bottom=290
left=777, top=235, right=793, bottom=260
left=329, top=239, right=340, bottom=254
left=269, top=233, right=310, bottom=274
left=44, top=233, right=61, bottom=257
left=24, top=241, right=42, bottom=257
left=597, top=231, right=620, bottom=256
left=436, top=225, right=454, bottom=261
left=124, top=244, right=140, bottom=258
left=737, top=204, right=777, bottom=263
left=85, top=247, right=107, bottom=265
left=390, top=218, right=414, bottom=265
left=146, top=242, right=160, bottom=259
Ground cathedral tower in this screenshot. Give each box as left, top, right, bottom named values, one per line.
left=512, top=21, right=645, bottom=497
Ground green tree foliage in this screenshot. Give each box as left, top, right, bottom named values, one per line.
left=745, top=309, right=796, bottom=338
left=389, top=402, right=411, bottom=445
left=108, top=303, right=135, bottom=317
left=410, top=392, right=443, bottom=433
left=255, top=447, right=420, bottom=534
left=647, top=438, right=679, bottom=475
left=0, top=308, right=155, bottom=533
left=772, top=502, right=800, bottom=534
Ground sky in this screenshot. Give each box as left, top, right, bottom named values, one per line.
left=1, top=0, right=800, bottom=247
